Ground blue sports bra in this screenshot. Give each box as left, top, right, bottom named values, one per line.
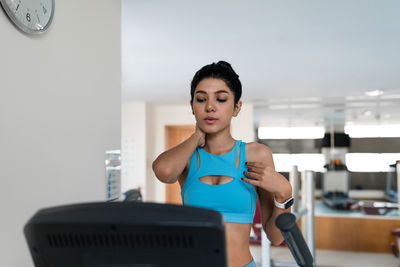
left=181, top=140, right=258, bottom=223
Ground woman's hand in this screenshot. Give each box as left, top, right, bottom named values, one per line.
left=194, top=123, right=206, bottom=147
left=242, top=162, right=292, bottom=202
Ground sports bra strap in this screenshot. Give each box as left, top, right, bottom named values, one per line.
left=187, top=148, right=198, bottom=178
left=239, top=141, right=247, bottom=166
left=232, top=140, right=241, bottom=162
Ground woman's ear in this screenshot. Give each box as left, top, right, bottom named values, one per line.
left=190, top=100, right=194, bottom=115
left=233, top=101, right=242, bottom=117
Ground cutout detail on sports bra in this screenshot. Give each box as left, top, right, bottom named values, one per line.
left=236, top=144, right=241, bottom=169
left=198, top=175, right=234, bottom=185
left=195, top=142, right=242, bottom=185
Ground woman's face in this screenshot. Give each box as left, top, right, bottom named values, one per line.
left=191, top=78, right=241, bottom=134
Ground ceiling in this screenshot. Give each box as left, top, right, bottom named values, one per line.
left=122, top=0, right=400, bottom=127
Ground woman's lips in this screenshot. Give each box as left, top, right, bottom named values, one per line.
left=205, top=118, right=217, bottom=124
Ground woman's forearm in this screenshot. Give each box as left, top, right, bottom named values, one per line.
left=265, top=183, right=292, bottom=245
left=264, top=206, right=290, bottom=245
left=152, top=133, right=201, bottom=183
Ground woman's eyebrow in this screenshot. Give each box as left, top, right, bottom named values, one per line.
left=195, top=90, right=229, bottom=95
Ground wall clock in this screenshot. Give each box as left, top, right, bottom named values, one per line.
left=0, top=0, right=54, bottom=34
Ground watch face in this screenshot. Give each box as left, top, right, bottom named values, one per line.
left=285, top=198, right=294, bottom=209
left=0, top=0, right=54, bottom=34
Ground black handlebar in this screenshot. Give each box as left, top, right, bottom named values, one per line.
left=275, top=213, right=314, bottom=267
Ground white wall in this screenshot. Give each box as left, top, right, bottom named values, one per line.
left=232, top=102, right=255, bottom=142
left=146, top=102, right=255, bottom=203
left=121, top=102, right=146, bottom=197
left=0, top=1, right=121, bottom=266
left=145, top=103, right=157, bottom=202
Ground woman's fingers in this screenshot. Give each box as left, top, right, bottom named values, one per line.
left=195, top=123, right=206, bottom=147
left=247, top=162, right=275, bottom=174
left=246, top=165, right=264, bottom=174
left=243, top=171, right=261, bottom=180
left=241, top=177, right=260, bottom=186
left=245, top=161, right=265, bottom=168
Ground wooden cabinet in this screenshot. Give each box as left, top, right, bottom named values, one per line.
left=313, top=215, right=400, bottom=253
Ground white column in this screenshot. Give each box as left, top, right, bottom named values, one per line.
left=261, top=231, right=271, bottom=267
left=397, top=162, right=400, bottom=209
left=290, top=165, right=300, bottom=213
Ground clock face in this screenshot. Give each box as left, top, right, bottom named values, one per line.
left=0, top=0, right=54, bottom=34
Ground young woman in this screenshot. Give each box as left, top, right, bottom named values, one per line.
left=152, top=61, right=293, bottom=267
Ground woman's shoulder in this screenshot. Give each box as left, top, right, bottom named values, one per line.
left=244, top=142, right=273, bottom=161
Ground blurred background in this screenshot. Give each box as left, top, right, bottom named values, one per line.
left=121, top=0, right=400, bottom=202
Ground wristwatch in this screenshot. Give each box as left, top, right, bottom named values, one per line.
left=274, top=196, right=294, bottom=209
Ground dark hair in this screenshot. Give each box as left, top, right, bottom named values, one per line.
left=190, top=61, right=242, bottom=104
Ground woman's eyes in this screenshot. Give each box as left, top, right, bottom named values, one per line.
left=195, top=98, right=227, bottom=103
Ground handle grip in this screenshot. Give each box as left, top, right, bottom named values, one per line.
left=275, top=212, right=314, bottom=267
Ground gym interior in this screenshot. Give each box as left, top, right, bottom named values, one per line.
left=1, top=1, right=400, bottom=266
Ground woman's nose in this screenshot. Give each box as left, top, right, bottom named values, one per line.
left=206, top=101, right=216, bottom=112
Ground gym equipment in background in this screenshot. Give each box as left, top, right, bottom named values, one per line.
left=391, top=228, right=400, bottom=259
left=321, top=133, right=355, bottom=210
left=122, top=187, right=143, bottom=202
left=385, top=162, right=398, bottom=203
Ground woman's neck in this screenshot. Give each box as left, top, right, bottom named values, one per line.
left=204, top=128, right=235, bottom=155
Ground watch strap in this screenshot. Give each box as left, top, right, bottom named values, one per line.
left=274, top=196, right=294, bottom=209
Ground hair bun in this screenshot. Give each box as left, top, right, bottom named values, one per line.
left=217, top=61, right=239, bottom=78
